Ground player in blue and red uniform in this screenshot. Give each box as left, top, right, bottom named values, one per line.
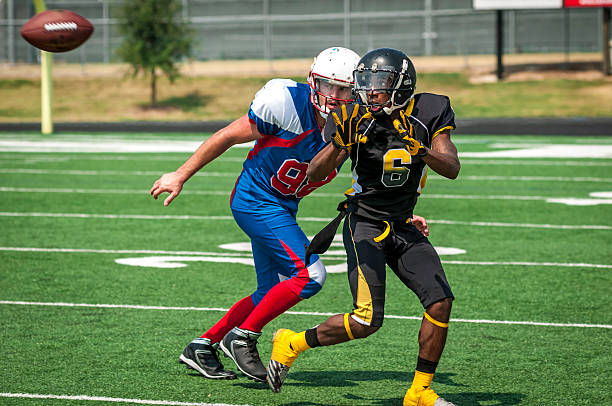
left=151, top=47, right=363, bottom=382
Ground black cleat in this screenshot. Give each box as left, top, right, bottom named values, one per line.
left=179, top=337, right=237, bottom=380
left=219, top=327, right=267, bottom=382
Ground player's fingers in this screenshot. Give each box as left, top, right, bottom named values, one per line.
left=150, top=183, right=159, bottom=196
left=350, top=103, right=360, bottom=121
left=151, top=187, right=165, bottom=200
left=332, top=111, right=342, bottom=127
left=340, top=104, right=348, bottom=121
left=422, top=226, right=430, bottom=237
left=163, top=191, right=179, bottom=207
left=400, top=110, right=408, bottom=127
left=392, top=119, right=405, bottom=133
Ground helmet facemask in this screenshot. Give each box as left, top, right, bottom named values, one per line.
left=309, top=75, right=355, bottom=118
left=354, top=58, right=415, bottom=117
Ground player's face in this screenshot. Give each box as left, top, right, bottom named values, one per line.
left=316, top=79, right=353, bottom=111
left=355, top=70, right=395, bottom=111
left=366, top=90, right=391, bottom=111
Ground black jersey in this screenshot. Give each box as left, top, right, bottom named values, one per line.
left=323, top=93, right=456, bottom=221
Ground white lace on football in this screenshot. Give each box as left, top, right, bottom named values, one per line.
left=44, top=22, right=77, bottom=32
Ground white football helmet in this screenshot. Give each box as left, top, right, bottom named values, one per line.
left=308, top=47, right=361, bottom=118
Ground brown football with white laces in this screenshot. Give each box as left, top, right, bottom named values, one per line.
left=20, top=9, right=94, bottom=53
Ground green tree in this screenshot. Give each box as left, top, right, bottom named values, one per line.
left=116, top=0, right=192, bottom=106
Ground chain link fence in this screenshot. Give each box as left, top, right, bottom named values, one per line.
left=0, top=0, right=606, bottom=64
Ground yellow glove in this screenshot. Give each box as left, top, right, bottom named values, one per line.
left=331, top=104, right=372, bottom=150
left=393, top=110, right=426, bottom=156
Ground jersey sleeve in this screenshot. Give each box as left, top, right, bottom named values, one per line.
left=247, top=79, right=303, bottom=137
left=418, top=93, right=456, bottom=140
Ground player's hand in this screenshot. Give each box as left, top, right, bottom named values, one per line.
left=331, top=104, right=372, bottom=150
left=150, top=172, right=184, bottom=206
left=411, top=214, right=429, bottom=237
left=393, top=110, right=426, bottom=156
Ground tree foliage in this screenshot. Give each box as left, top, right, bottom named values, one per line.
left=116, top=0, right=192, bottom=105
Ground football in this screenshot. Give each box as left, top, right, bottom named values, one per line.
left=20, top=9, right=94, bottom=53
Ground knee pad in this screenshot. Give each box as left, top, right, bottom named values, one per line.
left=296, top=259, right=327, bottom=299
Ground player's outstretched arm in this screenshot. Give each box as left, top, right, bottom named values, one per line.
left=422, top=131, right=460, bottom=179
left=150, top=115, right=260, bottom=206
left=307, top=142, right=347, bottom=183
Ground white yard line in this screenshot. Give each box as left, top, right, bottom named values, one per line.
left=459, top=159, right=612, bottom=167
left=0, top=186, right=593, bottom=201
left=0, top=393, right=248, bottom=406
left=0, top=300, right=610, bottom=329
left=2, top=155, right=611, bottom=166
left=1, top=211, right=609, bottom=230
left=2, top=168, right=612, bottom=183
left=0, top=246, right=609, bottom=269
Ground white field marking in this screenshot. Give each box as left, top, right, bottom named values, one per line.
left=0, top=300, right=610, bottom=329
left=441, top=260, right=612, bottom=269
left=461, top=145, right=612, bottom=158
left=0, top=186, right=599, bottom=202
left=0, top=247, right=253, bottom=257
left=0, top=393, right=248, bottom=406
left=0, top=139, right=255, bottom=153
left=2, top=211, right=609, bottom=230
left=115, top=256, right=255, bottom=269
left=0, top=212, right=235, bottom=221
left=0, top=155, right=246, bottom=163
left=0, top=187, right=227, bottom=196
left=433, top=175, right=612, bottom=183
left=546, top=191, right=612, bottom=206
left=547, top=198, right=612, bottom=206
left=4, top=168, right=612, bottom=183
left=459, top=159, right=612, bottom=167
left=2, top=154, right=611, bottom=167
left=1, top=246, right=610, bottom=269
left=0, top=168, right=242, bottom=177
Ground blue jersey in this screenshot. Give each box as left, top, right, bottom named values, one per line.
left=230, top=79, right=339, bottom=217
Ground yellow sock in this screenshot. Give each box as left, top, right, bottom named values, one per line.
left=410, top=370, right=434, bottom=391
left=289, top=331, right=311, bottom=354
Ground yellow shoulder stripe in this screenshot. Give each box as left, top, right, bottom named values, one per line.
left=432, top=125, right=454, bottom=140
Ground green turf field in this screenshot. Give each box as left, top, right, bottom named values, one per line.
left=0, top=133, right=611, bottom=406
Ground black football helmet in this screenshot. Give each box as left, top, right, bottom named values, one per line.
left=353, top=48, right=417, bottom=116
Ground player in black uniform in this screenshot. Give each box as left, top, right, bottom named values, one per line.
left=266, top=48, right=460, bottom=406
